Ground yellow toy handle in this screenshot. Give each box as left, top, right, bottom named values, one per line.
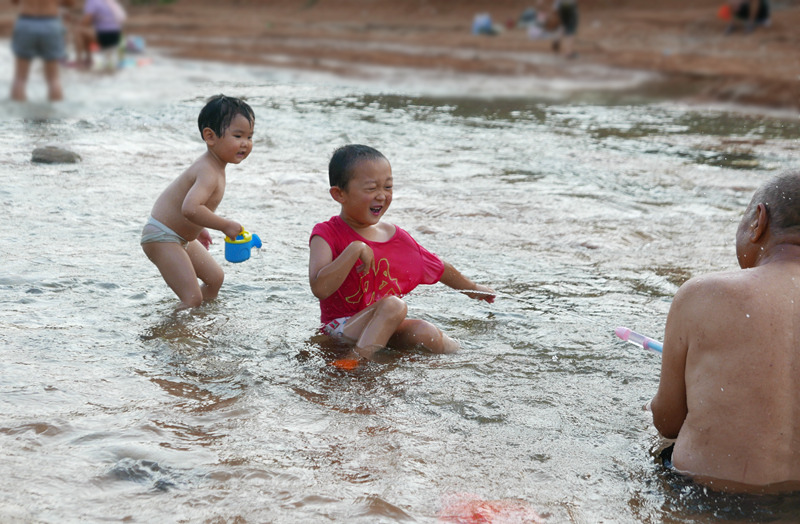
left=225, top=229, right=251, bottom=244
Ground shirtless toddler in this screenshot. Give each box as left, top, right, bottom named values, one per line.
left=141, top=95, right=254, bottom=308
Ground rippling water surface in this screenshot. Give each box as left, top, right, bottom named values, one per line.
left=2, top=45, right=800, bottom=523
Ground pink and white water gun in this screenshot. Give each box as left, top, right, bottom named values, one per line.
left=615, top=326, right=663, bottom=354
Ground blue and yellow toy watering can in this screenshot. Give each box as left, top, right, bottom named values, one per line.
left=224, top=230, right=262, bottom=263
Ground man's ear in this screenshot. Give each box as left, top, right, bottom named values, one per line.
left=202, top=127, right=217, bottom=145
left=330, top=186, right=345, bottom=203
left=750, top=203, right=769, bottom=242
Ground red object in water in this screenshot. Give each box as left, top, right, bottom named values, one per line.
left=439, top=492, right=545, bottom=523
left=717, top=4, right=733, bottom=21
left=331, top=358, right=359, bottom=370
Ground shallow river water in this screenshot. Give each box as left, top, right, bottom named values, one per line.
left=2, top=44, right=800, bottom=523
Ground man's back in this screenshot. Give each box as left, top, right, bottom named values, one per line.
left=14, top=0, right=71, bottom=17
left=661, top=261, right=800, bottom=491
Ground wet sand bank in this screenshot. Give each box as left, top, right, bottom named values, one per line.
left=2, top=0, right=798, bottom=110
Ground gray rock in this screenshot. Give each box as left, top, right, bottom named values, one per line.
left=31, top=146, right=81, bottom=164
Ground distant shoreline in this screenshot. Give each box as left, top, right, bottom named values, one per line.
left=2, top=0, right=798, bottom=112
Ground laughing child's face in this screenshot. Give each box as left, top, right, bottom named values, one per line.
left=337, top=157, right=393, bottom=228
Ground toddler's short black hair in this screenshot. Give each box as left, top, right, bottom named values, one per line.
left=328, top=144, right=388, bottom=189
left=197, top=95, right=255, bottom=138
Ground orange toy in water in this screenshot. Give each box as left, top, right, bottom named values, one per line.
left=439, top=492, right=545, bottom=523
left=717, top=4, right=733, bottom=20
left=331, top=358, right=359, bottom=370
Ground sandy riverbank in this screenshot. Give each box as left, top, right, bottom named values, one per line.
left=2, top=0, right=798, bottom=111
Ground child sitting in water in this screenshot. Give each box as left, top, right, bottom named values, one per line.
left=141, top=94, right=254, bottom=308
left=308, top=144, right=495, bottom=365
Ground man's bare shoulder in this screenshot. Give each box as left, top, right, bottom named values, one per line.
left=677, top=268, right=749, bottom=295
left=14, top=0, right=72, bottom=14
left=673, top=269, right=757, bottom=314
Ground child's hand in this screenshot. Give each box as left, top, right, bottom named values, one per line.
left=223, top=221, right=243, bottom=240
left=197, top=228, right=212, bottom=250
left=356, top=242, right=374, bottom=274
left=465, top=284, right=496, bottom=303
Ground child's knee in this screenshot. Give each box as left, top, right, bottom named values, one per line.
left=436, top=332, right=460, bottom=354
left=181, top=294, right=204, bottom=309
left=203, top=266, right=225, bottom=291
left=377, top=295, right=407, bottom=322
left=418, top=322, right=459, bottom=354
left=175, top=284, right=204, bottom=308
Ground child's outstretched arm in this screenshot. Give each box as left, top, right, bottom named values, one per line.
left=309, top=237, right=374, bottom=299
left=439, top=261, right=495, bottom=303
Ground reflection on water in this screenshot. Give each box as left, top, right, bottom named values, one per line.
left=1, top=44, right=799, bottom=522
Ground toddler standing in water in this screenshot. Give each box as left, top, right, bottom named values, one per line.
left=308, top=144, right=495, bottom=365
left=141, top=95, right=254, bottom=308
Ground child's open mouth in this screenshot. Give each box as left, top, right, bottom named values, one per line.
left=370, top=206, right=382, bottom=215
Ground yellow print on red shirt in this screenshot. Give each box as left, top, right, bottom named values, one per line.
left=345, top=258, right=403, bottom=306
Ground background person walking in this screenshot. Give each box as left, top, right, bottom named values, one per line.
left=10, top=0, right=75, bottom=101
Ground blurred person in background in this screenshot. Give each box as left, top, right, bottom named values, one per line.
left=77, top=0, right=126, bottom=70
left=10, top=0, right=75, bottom=101
left=725, top=0, right=770, bottom=33
left=63, top=2, right=91, bottom=68
left=551, top=0, right=579, bottom=59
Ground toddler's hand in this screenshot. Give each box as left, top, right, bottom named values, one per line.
left=223, top=221, right=243, bottom=240
left=465, top=284, right=496, bottom=303
left=197, top=229, right=212, bottom=250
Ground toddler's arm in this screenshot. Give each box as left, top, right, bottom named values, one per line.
left=181, top=172, right=242, bottom=239
left=309, top=238, right=373, bottom=300
left=440, top=261, right=495, bottom=303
